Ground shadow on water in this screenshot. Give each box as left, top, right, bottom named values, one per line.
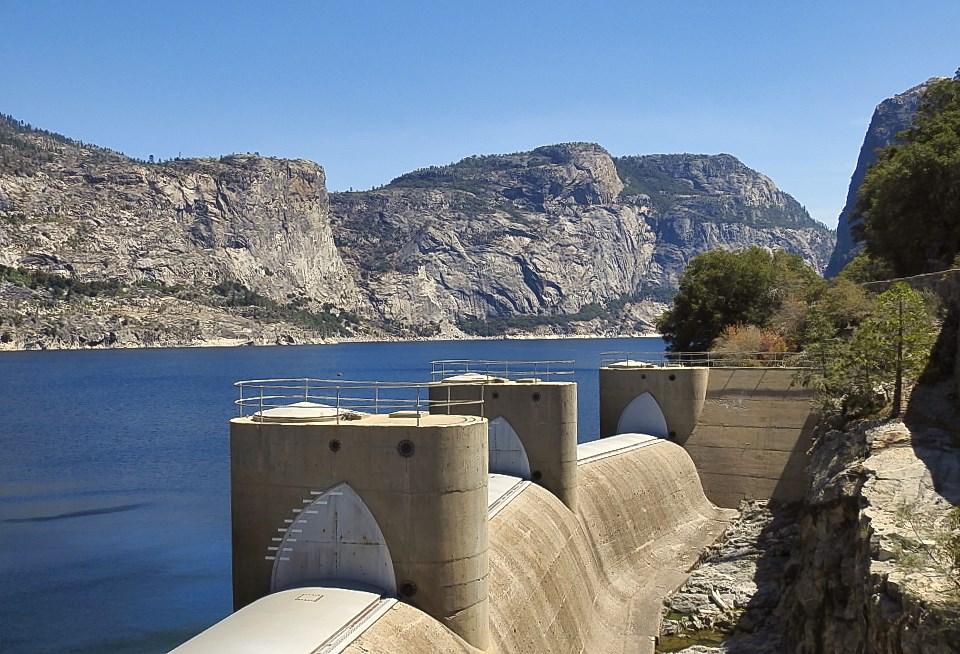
left=3, top=503, right=147, bottom=523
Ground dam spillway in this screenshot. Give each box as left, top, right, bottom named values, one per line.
left=174, top=358, right=814, bottom=653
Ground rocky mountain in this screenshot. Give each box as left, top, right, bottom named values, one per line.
left=825, top=78, right=944, bottom=277
left=330, top=145, right=833, bottom=334
left=0, top=116, right=361, bottom=348
left=0, top=116, right=834, bottom=349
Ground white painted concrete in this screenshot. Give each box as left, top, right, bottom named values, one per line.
left=488, top=416, right=532, bottom=479
left=170, top=587, right=394, bottom=654
left=271, top=483, right=397, bottom=596
left=616, top=392, right=669, bottom=437
left=487, top=473, right=528, bottom=519
left=576, top=433, right=661, bottom=464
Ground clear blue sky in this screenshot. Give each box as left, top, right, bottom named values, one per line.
left=2, top=1, right=958, bottom=228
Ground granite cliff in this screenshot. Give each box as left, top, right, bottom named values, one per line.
left=330, top=145, right=833, bottom=336
left=0, top=117, right=833, bottom=349
left=825, top=78, right=945, bottom=277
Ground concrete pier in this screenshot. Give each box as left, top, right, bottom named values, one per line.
left=430, top=377, right=579, bottom=512
left=230, top=410, right=491, bottom=650
left=599, top=364, right=815, bottom=507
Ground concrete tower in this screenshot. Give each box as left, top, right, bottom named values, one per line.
left=599, top=363, right=708, bottom=442
left=429, top=370, right=578, bottom=512
left=230, top=397, right=491, bottom=649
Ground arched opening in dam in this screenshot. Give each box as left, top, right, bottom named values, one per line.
left=270, top=482, right=397, bottom=596
left=488, top=416, right=532, bottom=479
left=616, top=391, right=669, bottom=437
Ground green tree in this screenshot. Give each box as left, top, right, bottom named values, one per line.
left=657, top=247, right=820, bottom=351
left=855, top=76, right=960, bottom=276
left=801, top=282, right=936, bottom=419
left=838, top=252, right=894, bottom=284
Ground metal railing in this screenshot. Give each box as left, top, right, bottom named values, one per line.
left=600, top=351, right=812, bottom=368
left=430, top=359, right=575, bottom=382
left=234, top=378, right=484, bottom=426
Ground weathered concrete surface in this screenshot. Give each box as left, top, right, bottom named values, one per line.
left=431, top=380, right=579, bottom=510
left=341, top=437, right=734, bottom=654
left=600, top=366, right=815, bottom=509
left=339, top=601, right=486, bottom=654
left=683, top=368, right=815, bottom=508
left=230, top=413, right=491, bottom=649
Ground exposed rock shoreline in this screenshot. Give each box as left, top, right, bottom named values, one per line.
left=659, top=381, right=960, bottom=654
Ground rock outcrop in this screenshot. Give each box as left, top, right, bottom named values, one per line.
left=825, top=78, right=944, bottom=277
left=330, top=146, right=834, bottom=332
left=0, top=116, right=834, bottom=348
left=780, top=399, right=960, bottom=654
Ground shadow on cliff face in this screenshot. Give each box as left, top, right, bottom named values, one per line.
left=904, top=308, right=960, bottom=506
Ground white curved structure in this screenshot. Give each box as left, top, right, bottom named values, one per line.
left=271, top=483, right=397, bottom=596
left=170, top=586, right=394, bottom=654
left=488, top=416, right=532, bottom=479
left=616, top=391, right=669, bottom=438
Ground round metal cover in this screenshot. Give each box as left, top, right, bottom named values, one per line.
left=253, top=401, right=360, bottom=423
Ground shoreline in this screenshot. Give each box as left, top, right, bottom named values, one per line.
left=0, top=331, right=664, bottom=354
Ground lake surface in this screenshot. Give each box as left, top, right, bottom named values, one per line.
left=0, top=336, right=663, bottom=653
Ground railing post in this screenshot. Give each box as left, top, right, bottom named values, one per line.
left=336, top=386, right=341, bottom=425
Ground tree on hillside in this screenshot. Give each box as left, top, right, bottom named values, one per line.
left=838, top=252, right=894, bottom=284
left=656, top=247, right=820, bottom=351
left=855, top=75, right=960, bottom=276
left=801, top=282, right=936, bottom=419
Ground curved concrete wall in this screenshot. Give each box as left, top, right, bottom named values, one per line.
left=230, top=413, right=490, bottom=649
left=430, top=381, right=579, bottom=511
left=599, top=366, right=709, bottom=442
left=342, top=437, right=732, bottom=654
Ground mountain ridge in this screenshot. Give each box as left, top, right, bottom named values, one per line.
left=0, top=115, right=834, bottom=349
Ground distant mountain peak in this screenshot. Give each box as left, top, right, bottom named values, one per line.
left=825, top=77, right=944, bottom=276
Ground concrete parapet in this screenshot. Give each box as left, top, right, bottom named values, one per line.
left=599, top=365, right=709, bottom=442
left=230, top=412, right=491, bottom=650
left=429, top=380, right=579, bottom=512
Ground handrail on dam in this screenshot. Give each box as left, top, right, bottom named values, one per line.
left=600, top=350, right=812, bottom=368
left=234, top=378, right=484, bottom=425
left=430, top=359, right=575, bottom=382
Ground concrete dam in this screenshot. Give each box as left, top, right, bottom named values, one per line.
left=173, top=357, right=815, bottom=653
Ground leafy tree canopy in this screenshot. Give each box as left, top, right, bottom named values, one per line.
left=656, top=247, right=821, bottom=351
left=855, top=74, right=960, bottom=276
left=799, top=282, right=937, bottom=419
left=838, top=252, right=894, bottom=284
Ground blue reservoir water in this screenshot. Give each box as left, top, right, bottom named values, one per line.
left=0, top=336, right=663, bottom=653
